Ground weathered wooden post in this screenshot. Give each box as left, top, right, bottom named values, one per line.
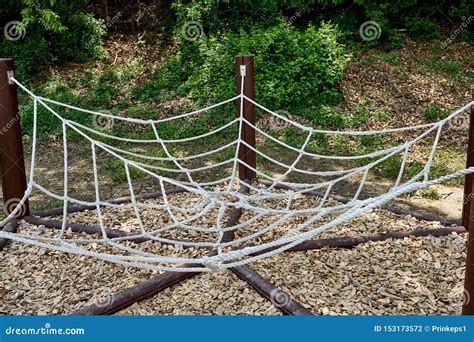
left=235, top=55, right=256, bottom=181
left=462, top=108, right=474, bottom=230
left=0, top=58, right=29, bottom=217
left=462, top=107, right=474, bottom=314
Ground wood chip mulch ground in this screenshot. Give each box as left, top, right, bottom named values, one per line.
left=0, top=191, right=466, bottom=315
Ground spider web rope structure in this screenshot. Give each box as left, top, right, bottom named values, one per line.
left=0, top=70, right=473, bottom=272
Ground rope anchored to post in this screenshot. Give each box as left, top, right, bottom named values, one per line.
left=0, top=56, right=473, bottom=277
left=0, top=59, right=29, bottom=219
left=235, top=55, right=256, bottom=182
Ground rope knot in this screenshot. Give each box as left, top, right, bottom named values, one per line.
left=201, top=255, right=222, bottom=271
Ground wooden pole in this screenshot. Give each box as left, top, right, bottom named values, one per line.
left=262, top=180, right=461, bottom=227
left=463, top=108, right=474, bottom=230
left=235, top=55, right=256, bottom=181
left=71, top=256, right=211, bottom=315
left=31, top=188, right=187, bottom=217
left=231, top=265, right=313, bottom=315
left=72, top=183, right=249, bottom=315
left=0, top=218, right=19, bottom=251
left=252, top=226, right=466, bottom=256
left=0, top=59, right=29, bottom=217
left=463, top=107, right=474, bottom=314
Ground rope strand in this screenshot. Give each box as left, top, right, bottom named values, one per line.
left=1, top=76, right=472, bottom=271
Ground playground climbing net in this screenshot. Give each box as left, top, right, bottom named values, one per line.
left=0, top=69, right=473, bottom=272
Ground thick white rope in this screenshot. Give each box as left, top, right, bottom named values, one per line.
left=38, top=95, right=240, bottom=124
left=1, top=76, right=473, bottom=272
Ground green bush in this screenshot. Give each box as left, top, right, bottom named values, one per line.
left=416, top=187, right=441, bottom=200
left=86, top=83, right=119, bottom=108
left=140, top=21, right=350, bottom=118
left=307, top=105, right=345, bottom=128
left=0, top=1, right=105, bottom=79
left=424, top=104, right=447, bottom=121
left=0, top=31, right=50, bottom=80
left=170, top=0, right=473, bottom=49
left=171, top=0, right=284, bottom=33
left=405, top=17, right=441, bottom=41
left=48, top=13, right=106, bottom=65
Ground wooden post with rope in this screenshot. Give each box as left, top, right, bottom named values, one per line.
left=462, top=107, right=474, bottom=314
left=235, top=55, right=256, bottom=181
left=0, top=58, right=29, bottom=218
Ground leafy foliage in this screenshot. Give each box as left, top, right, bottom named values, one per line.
left=170, top=0, right=473, bottom=46
left=4, top=0, right=473, bottom=139
left=424, top=104, right=447, bottom=121
left=0, top=0, right=106, bottom=79
left=130, top=0, right=473, bottom=126
left=139, top=21, right=350, bottom=121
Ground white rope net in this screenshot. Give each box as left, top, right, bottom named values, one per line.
left=1, top=69, right=473, bottom=272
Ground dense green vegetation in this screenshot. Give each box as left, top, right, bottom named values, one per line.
left=2, top=0, right=472, bottom=104
left=0, top=0, right=106, bottom=79
left=138, top=22, right=350, bottom=114
left=1, top=0, right=472, bottom=192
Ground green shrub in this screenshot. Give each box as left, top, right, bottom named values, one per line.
left=171, top=0, right=284, bottom=33
left=282, top=127, right=307, bottom=148
left=440, top=60, right=461, bottom=75
left=170, top=0, right=474, bottom=51
left=48, top=13, right=106, bottom=65
left=140, top=21, right=350, bottom=118
left=424, top=104, right=446, bottom=121
left=19, top=78, right=85, bottom=136
left=0, top=31, right=50, bottom=80
left=133, top=53, right=190, bottom=102
left=306, top=105, right=345, bottom=128
left=405, top=17, right=441, bottom=41
left=86, top=84, right=119, bottom=108
left=0, top=1, right=105, bottom=79
left=416, top=187, right=441, bottom=200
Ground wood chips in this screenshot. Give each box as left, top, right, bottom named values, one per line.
left=0, top=191, right=466, bottom=315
